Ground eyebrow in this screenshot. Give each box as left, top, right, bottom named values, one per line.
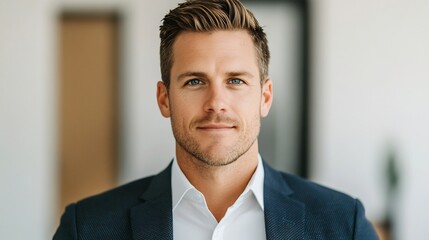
left=177, top=71, right=255, bottom=81
left=177, top=72, right=207, bottom=81
left=227, top=71, right=255, bottom=79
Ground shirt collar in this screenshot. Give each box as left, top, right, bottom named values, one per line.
left=171, top=155, right=265, bottom=211
left=171, top=157, right=194, bottom=211
left=245, top=155, right=265, bottom=210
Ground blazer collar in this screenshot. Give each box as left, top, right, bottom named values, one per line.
left=263, top=162, right=306, bottom=240
left=130, top=162, right=174, bottom=240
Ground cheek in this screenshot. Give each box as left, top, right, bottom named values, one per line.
left=170, top=98, right=195, bottom=124
left=172, top=90, right=207, bottom=112
left=235, top=100, right=261, bottom=122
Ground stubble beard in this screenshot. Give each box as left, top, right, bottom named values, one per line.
left=171, top=113, right=260, bottom=167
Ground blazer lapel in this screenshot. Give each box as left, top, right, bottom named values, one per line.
left=263, top=162, right=305, bottom=240
left=130, top=163, right=173, bottom=240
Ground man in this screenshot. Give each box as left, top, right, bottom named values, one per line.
left=54, top=0, right=378, bottom=239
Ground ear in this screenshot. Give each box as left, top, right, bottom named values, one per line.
left=260, top=79, right=273, bottom=117
left=157, top=81, right=171, bottom=118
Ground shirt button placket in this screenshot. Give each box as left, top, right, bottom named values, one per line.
left=212, top=228, right=220, bottom=240
left=212, top=224, right=225, bottom=240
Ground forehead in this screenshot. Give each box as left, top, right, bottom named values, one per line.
left=171, top=30, right=259, bottom=77
left=173, top=30, right=255, bottom=54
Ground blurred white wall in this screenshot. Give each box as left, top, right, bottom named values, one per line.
left=0, top=0, right=57, bottom=239
left=311, top=0, right=429, bottom=239
left=1, top=0, right=428, bottom=239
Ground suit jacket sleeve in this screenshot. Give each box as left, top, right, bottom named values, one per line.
left=53, top=204, right=78, bottom=240
left=353, top=199, right=379, bottom=240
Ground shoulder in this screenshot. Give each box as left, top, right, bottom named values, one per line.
left=69, top=175, right=157, bottom=225
left=262, top=159, right=356, bottom=206
left=53, top=175, right=157, bottom=240
left=75, top=175, right=155, bottom=211
left=264, top=163, right=357, bottom=208
left=264, top=166, right=378, bottom=239
left=54, top=163, right=174, bottom=239
left=274, top=169, right=360, bottom=219
left=280, top=171, right=356, bottom=205
left=73, top=161, right=173, bottom=211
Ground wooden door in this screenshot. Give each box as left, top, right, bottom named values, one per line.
left=58, top=13, right=119, bottom=216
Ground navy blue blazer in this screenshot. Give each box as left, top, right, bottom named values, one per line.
left=54, top=161, right=378, bottom=239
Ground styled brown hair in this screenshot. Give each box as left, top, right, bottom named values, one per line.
left=159, top=0, right=270, bottom=88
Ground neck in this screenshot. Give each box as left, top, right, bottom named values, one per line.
left=176, top=143, right=259, bottom=222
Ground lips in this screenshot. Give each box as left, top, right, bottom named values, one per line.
left=196, top=123, right=235, bottom=130
left=193, top=115, right=238, bottom=131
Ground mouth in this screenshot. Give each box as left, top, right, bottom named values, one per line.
left=196, top=123, right=236, bottom=131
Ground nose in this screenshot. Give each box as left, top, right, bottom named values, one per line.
left=203, top=84, right=227, bottom=113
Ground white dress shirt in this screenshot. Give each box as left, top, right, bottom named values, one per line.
left=171, top=156, right=266, bottom=240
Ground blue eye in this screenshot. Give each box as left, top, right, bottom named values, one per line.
left=186, top=79, right=203, bottom=85
left=229, top=79, right=244, bottom=85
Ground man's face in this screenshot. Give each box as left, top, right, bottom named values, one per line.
left=157, top=30, right=272, bottom=166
